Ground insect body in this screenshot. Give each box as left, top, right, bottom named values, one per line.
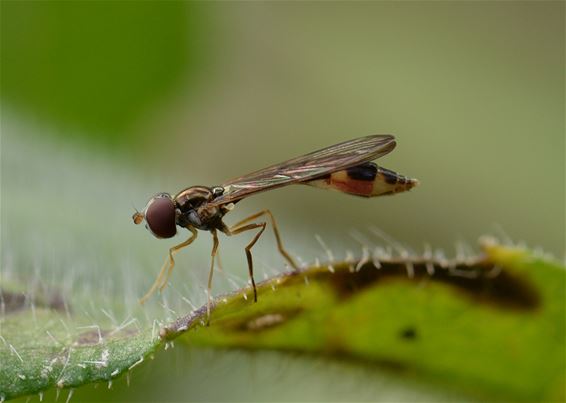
left=133, top=135, right=418, bottom=318
left=305, top=162, right=417, bottom=197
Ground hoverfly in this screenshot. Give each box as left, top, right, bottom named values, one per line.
left=133, top=135, right=418, bottom=317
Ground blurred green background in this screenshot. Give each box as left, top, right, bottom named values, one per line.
left=2, top=1, right=563, bottom=256
left=1, top=1, right=564, bottom=401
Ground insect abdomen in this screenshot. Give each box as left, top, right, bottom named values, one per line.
left=304, top=162, right=418, bottom=197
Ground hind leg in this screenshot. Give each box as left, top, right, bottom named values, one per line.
left=223, top=222, right=267, bottom=302
left=228, top=209, right=299, bottom=271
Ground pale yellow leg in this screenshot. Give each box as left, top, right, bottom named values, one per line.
left=215, top=249, right=224, bottom=272
left=139, top=227, right=198, bottom=304
left=206, top=229, right=220, bottom=324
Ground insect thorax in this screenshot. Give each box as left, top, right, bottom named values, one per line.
left=174, top=186, right=226, bottom=231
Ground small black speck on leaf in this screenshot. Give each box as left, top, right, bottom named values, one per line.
left=399, top=327, right=417, bottom=341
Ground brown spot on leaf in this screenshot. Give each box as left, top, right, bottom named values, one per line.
left=1, top=290, right=26, bottom=313
left=224, top=308, right=303, bottom=333
left=246, top=313, right=285, bottom=331
left=74, top=327, right=139, bottom=346
left=247, top=313, right=285, bottom=331
left=74, top=330, right=105, bottom=346
left=1, top=288, right=67, bottom=314
left=319, top=260, right=539, bottom=311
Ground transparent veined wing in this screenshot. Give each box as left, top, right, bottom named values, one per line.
left=210, top=135, right=396, bottom=206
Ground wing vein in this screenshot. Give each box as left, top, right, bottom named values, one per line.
left=210, top=134, right=396, bottom=206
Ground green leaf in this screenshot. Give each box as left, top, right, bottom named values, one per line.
left=2, top=241, right=564, bottom=401
left=161, top=241, right=565, bottom=402
left=0, top=284, right=159, bottom=400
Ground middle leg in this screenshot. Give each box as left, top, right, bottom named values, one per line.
left=206, top=229, right=220, bottom=323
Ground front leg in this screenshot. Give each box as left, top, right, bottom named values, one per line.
left=139, top=227, right=198, bottom=304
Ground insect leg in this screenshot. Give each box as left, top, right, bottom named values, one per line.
left=207, top=229, right=220, bottom=324
left=215, top=249, right=224, bottom=271
left=224, top=222, right=267, bottom=302
left=139, top=227, right=198, bottom=304
left=159, top=226, right=199, bottom=292
left=229, top=209, right=299, bottom=271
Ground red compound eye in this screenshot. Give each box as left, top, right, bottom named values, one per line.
left=145, top=195, right=177, bottom=239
